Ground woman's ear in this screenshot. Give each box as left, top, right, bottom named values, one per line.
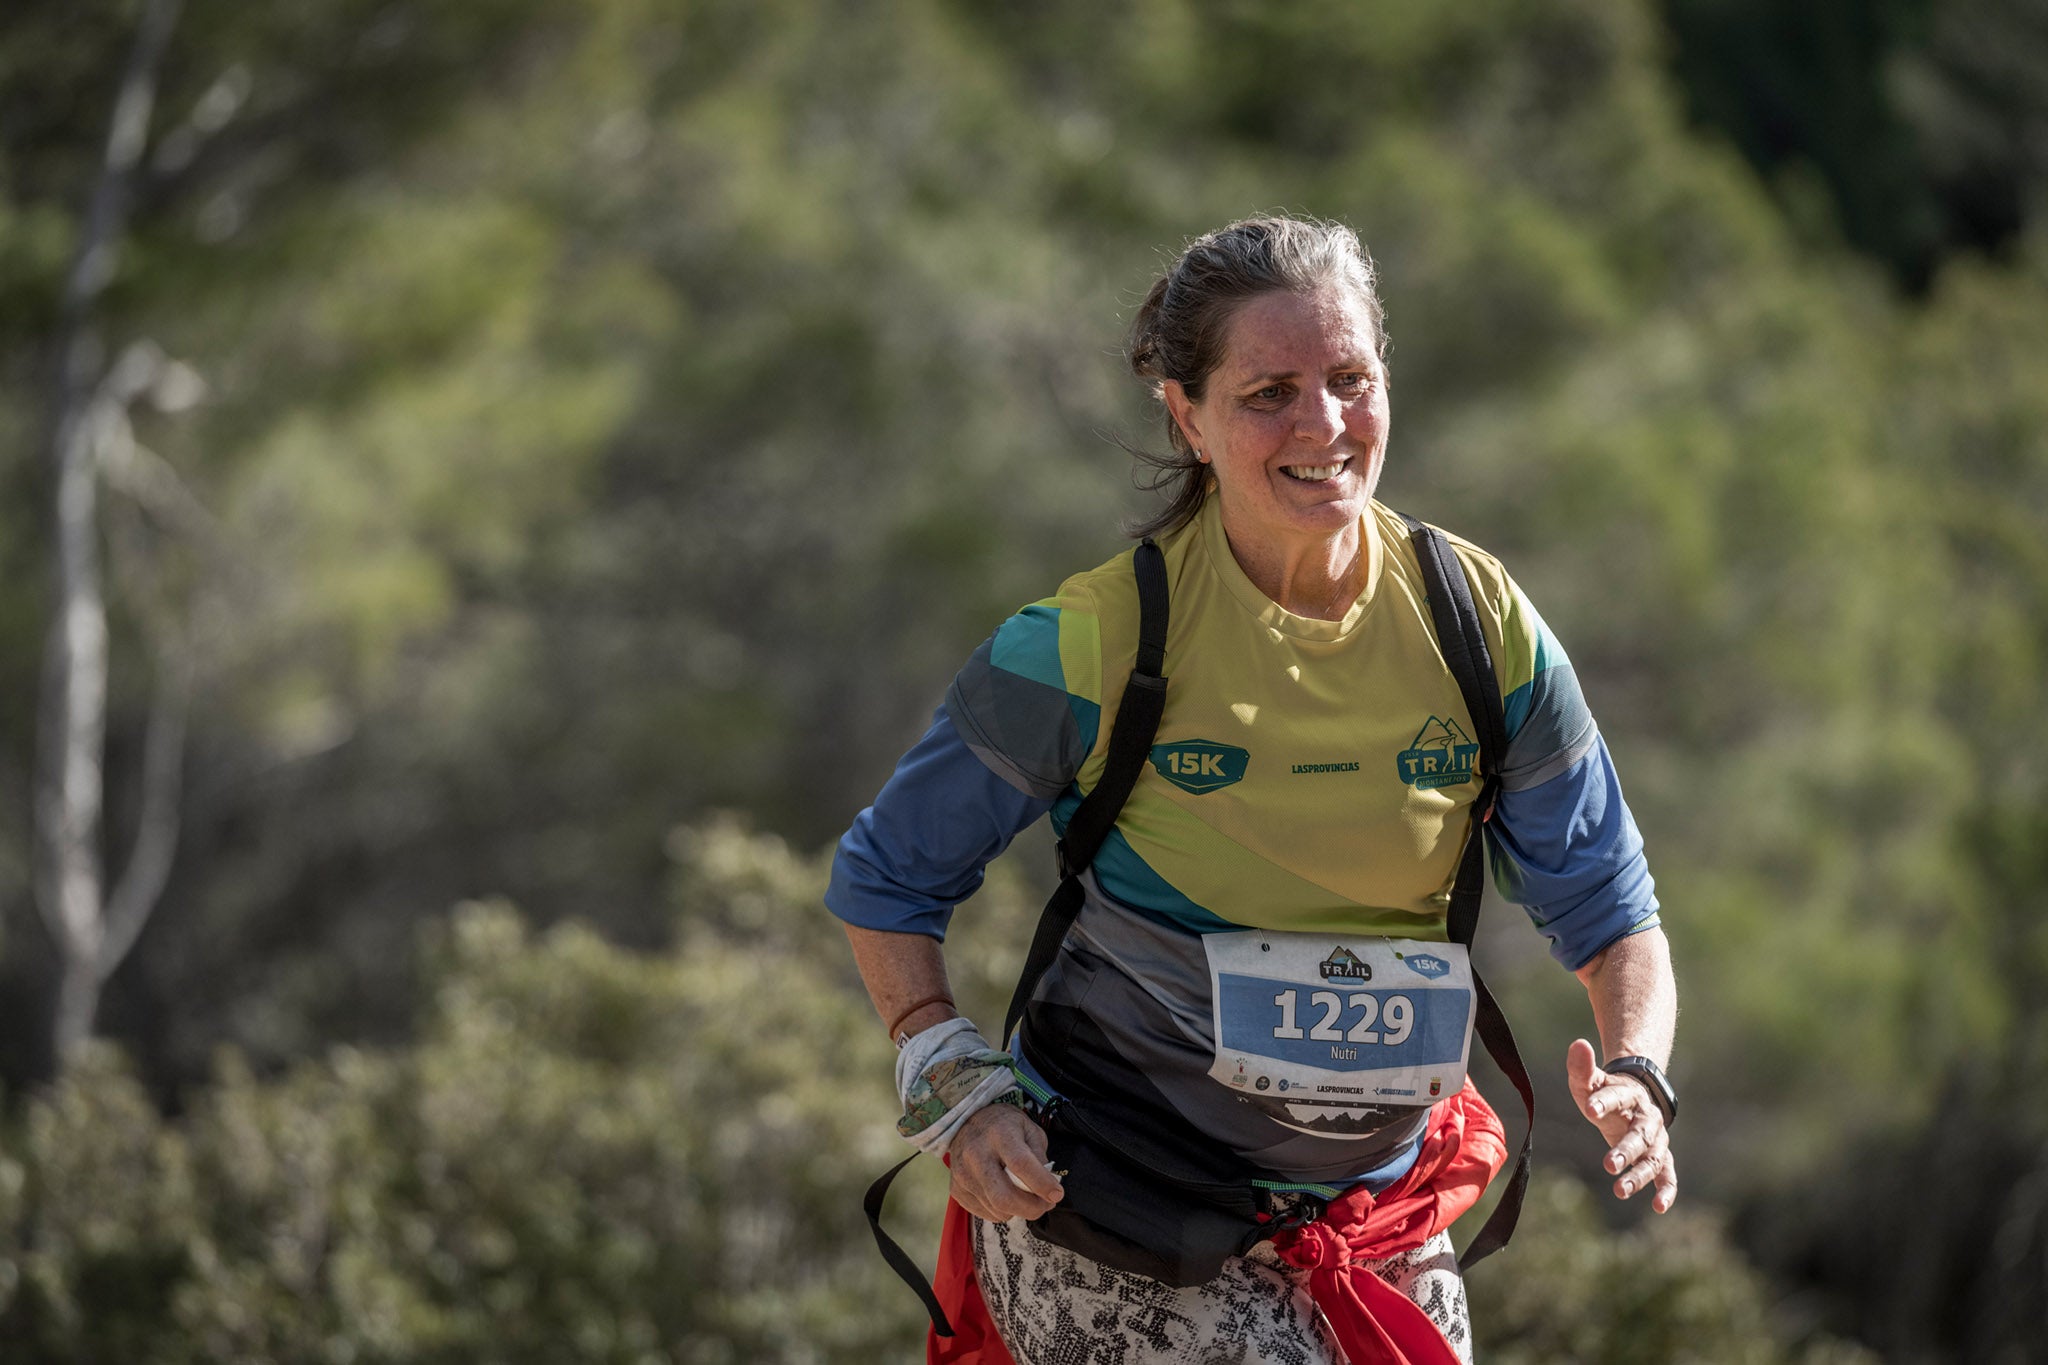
left=1163, top=379, right=1205, bottom=457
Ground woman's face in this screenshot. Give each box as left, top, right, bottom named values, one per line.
left=1165, top=285, right=1388, bottom=552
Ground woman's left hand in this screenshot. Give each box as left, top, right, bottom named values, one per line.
left=1566, top=1038, right=1677, bottom=1212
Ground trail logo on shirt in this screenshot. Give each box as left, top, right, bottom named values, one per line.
left=1150, top=740, right=1249, bottom=794
left=1396, top=717, right=1479, bottom=790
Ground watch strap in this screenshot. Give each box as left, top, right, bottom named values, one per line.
left=1603, top=1054, right=1677, bottom=1128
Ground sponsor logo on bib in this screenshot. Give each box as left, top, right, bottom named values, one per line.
left=1149, top=739, right=1249, bottom=794
left=1319, top=947, right=1372, bottom=982
left=1396, top=716, right=1479, bottom=790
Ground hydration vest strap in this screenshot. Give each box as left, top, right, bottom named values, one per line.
left=872, top=539, right=1173, bottom=1340
left=1400, top=516, right=1510, bottom=804
left=1004, top=537, right=1167, bottom=1042
left=864, top=1153, right=955, bottom=1337
left=1459, top=962, right=1535, bottom=1267
left=1398, top=512, right=1531, bottom=1271
left=1053, top=536, right=1169, bottom=877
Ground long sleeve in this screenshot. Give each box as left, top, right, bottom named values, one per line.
left=1474, top=567, right=1660, bottom=970
left=827, top=596, right=1097, bottom=938
left=1487, top=736, right=1660, bottom=970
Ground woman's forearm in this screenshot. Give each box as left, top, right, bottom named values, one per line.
left=1573, top=924, right=1676, bottom=1065
left=843, top=922, right=961, bottom=1043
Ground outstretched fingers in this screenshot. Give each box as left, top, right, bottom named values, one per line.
left=1608, top=1114, right=1669, bottom=1203
left=1567, top=1037, right=1678, bottom=1213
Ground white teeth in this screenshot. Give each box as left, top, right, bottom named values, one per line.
left=1284, top=463, right=1344, bottom=481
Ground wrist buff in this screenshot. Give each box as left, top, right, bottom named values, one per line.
left=894, top=1016, right=1021, bottom=1156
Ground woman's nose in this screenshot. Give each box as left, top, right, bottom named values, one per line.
left=1295, top=389, right=1342, bottom=443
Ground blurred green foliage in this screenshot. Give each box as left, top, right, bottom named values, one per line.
left=0, top=821, right=1869, bottom=1363
left=3, top=0, right=2046, bottom=1358
left=0, top=825, right=937, bottom=1362
left=1467, top=1175, right=1878, bottom=1365
left=1660, top=0, right=2048, bottom=291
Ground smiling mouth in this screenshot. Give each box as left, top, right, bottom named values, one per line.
left=1282, top=459, right=1348, bottom=482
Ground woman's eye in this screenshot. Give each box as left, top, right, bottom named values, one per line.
left=1253, top=385, right=1286, bottom=403
left=1333, top=372, right=1372, bottom=393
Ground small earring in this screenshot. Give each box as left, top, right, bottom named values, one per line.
left=1195, top=449, right=1208, bottom=463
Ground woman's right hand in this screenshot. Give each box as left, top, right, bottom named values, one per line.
left=948, top=1104, right=1065, bottom=1222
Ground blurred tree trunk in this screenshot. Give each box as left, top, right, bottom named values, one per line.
left=32, top=0, right=184, bottom=1069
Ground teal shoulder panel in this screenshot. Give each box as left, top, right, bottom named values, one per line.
left=1498, top=661, right=1596, bottom=792
left=989, top=604, right=1067, bottom=691
left=948, top=628, right=1090, bottom=801
left=1066, top=693, right=1101, bottom=758
left=1517, top=587, right=1567, bottom=678
left=1092, top=829, right=1239, bottom=933
left=1496, top=580, right=1593, bottom=788
left=1049, top=791, right=1237, bottom=934
left=1504, top=678, right=1535, bottom=740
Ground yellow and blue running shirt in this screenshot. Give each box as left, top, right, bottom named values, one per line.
left=829, top=493, right=1658, bottom=1178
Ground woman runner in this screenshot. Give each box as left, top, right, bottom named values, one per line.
left=830, top=215, right=1678, bottom=1363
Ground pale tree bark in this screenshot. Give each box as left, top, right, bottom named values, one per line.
left=33, top=0, right=185, bottom=1069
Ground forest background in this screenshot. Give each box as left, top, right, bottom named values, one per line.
left=2, top=1, right=2045, bottom=1361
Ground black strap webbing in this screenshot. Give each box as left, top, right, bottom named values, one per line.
left=863, top=1154, right=953, bottom=1335
left=1003, top=537, right=1168, bottom=1041
left=1050, top=537, right=1169, bottom=876
left=1399, top=512, right=1533, bottom=1271
left=868, top=539, right=1169, bottom=1336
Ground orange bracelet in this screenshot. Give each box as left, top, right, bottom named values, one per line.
left=887, top=994, right=956, bottom=1046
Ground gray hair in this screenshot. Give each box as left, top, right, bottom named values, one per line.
left=1124, top=215, right=1387, bottom=539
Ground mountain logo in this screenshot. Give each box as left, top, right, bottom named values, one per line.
left=1396, top=716, right=1480, bottom=790
left=1150, top=739, right=1249, bottom=794
left=1320, top=947, right=1372, bottom=982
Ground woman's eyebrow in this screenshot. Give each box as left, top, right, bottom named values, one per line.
left=1234, top=358, right=1372, bottom=387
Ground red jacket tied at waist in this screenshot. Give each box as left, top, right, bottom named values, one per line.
left=928, top=1085, right=1508, bottom=1365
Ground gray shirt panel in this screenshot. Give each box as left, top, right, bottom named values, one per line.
left=1024, top=873, right=1434, bottom=1184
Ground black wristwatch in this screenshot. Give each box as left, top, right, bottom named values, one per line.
left=1603, top=1055, right=1678, bottom=1128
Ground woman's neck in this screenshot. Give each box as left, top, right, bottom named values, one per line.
left=1221, top=519, right=1369, bottom=621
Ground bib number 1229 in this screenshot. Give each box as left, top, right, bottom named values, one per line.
left=1271, top=989, right=1415, bottom=1046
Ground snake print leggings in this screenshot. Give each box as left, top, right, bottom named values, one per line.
left=970, top=1213, right=1473, bottom=1364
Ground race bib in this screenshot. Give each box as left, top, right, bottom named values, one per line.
left=1204, top=932, right=1474, bottom=1134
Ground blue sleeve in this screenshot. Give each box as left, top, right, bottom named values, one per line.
left=825, top=705, right=1056, bottom=939
left=1484, top=734, right=1660, bottom=970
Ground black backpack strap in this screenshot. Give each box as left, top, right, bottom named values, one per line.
left=863, top=1154, right=954, bottom=1335
left=1399, top=512, right=1534, bottom=1271
left=870, top=539, right=1171, bottom=1337
left=1003, top=537, right=1169, bottom=1041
